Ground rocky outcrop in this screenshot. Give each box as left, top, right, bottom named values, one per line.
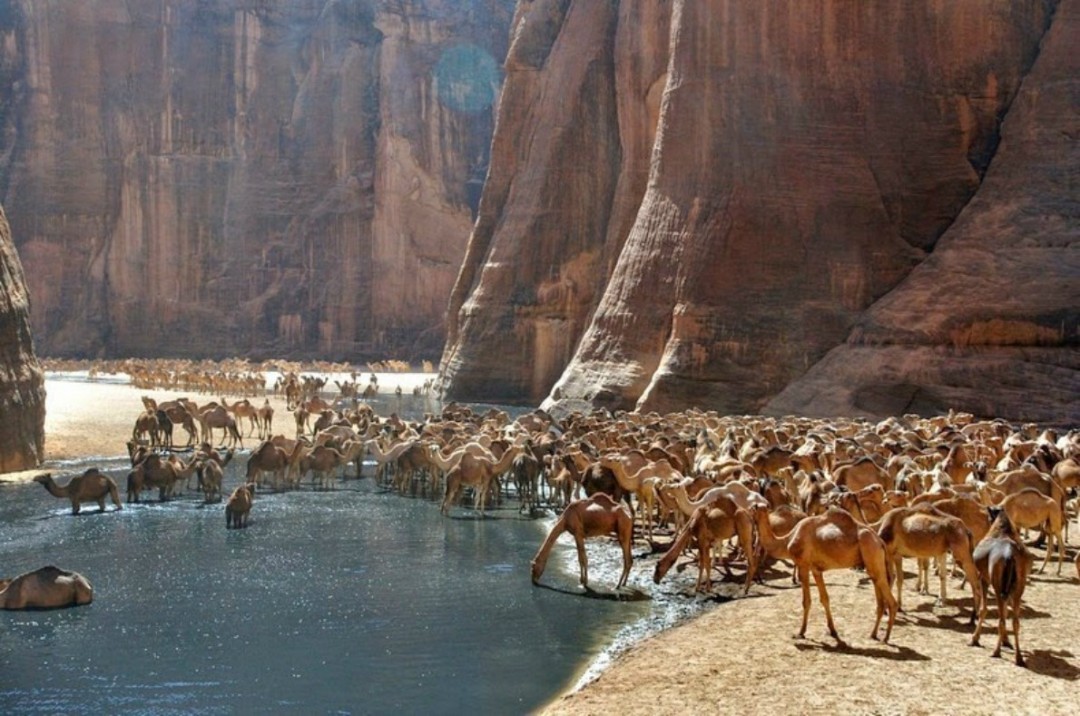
left=767, top=0, right=1080, bottom=425
left=0, top=203, right=45, bottom=472
left=0, top=0, right=514, bottom=360
left=441, top=0, right=1078, bottom=423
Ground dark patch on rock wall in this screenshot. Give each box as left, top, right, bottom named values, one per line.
left=441, top=0, right=1077, bottom=423
left=0, top=0, right=515, bottom=361
left=0, top=202, right=44, bottom=472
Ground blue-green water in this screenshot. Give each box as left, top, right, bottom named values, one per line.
left=0, top=462, right=652, bottom=714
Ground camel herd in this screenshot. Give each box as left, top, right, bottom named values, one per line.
left=27, top=382, right=1080, bottom=664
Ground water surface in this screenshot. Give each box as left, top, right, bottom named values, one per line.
left=0, top=464, right=651, bottom=714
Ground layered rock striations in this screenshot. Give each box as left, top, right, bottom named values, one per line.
left=767, top=0, right=1080, bottom=425
left=441, top=0, right=1078, bottom=422
left=0, top=203, right=45, bottom=472
left=0, top=0, right=515, bottom=360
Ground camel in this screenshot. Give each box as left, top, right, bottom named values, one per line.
left=300, top=445, right=348, bottom=490
left=197, top=449, right=234, bottom=503
left=225, top=483, right=255, bottom=529
left=1000, top=488, right=1067, bottom=575
left=132, top=409, right=160, bottom=446
left=198, top=403, right=243, bottom=448
left=530, top=493, right=633, bottom=590
left=222, top=397, right=260, bottom=437
left=653, top=504, right=738, bottom=593
left=833, top=457, right=892, bottom=493
left=789, top=507, right=897, bottom=643
left=876, top=505, right=982, bottom=615
left=748, top=504, right=805, bottom=583
left=0, top=566, right=93, bottom=610
left=970, top=510, right=1032, bottom=666
left=257, top=399, right=274, bottom=439
left=660, top=480, right=760, bottom=593
left=246, top=439, right=307, bottom=491
left=33, top=470, right=122, bottom=515
left=126, top=453, right=198, bottom=502
left=511, top=445, right=542, bottom=514
left=152, top=398, right=199, bottom=447
left=440, top=444, right=520, bottom=516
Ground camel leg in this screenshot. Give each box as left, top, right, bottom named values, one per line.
left=893, top=556, right=905, bottom=612
left=736, top=513, right=756, bottom=596
left=574, top=532, right=589, bottom=590
left=813, top=568, right=841, bottom=641
left=797, top=564, right=812, bottom=638
left=71, top=498, right=81, bottom=516
left=1010, top=597, right=1025, bottom=667
left=970, top=582, right=990, bottom=647
left=992, top=593, right=1007, bottom=658
left=97, top=497, right=106, bottom=512
left=937, top=553, right=948, bottom=606
left=618, top=521, right=633, bottom=589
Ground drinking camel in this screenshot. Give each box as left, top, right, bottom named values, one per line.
left=531, top=493, right=633, bottom=591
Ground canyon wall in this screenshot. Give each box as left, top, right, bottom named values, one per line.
left=0, top=203, right=44, bottom=472
left=441, top=0, right=1078, bottom=424
left=0, top=0, right=515, bottom=360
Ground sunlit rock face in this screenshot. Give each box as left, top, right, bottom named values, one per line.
left=0, top=204, right=45, bottom=472
left=0, top=0, right=515, bottom=360
left=441, top=0, right=1078, bottom=423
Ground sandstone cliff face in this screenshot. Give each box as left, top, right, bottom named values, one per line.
left=442, top=0, right=1078, bottom=423
left=0, top=0, right=514, bottom=360
left=0, top=203, right=45, bottom=472
left=767, top=0, right=1080, bottom=425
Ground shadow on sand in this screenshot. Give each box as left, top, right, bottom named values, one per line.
left=1025, top=649, right=1080, bottom=680
left=794, top=638, right=930, bottom=662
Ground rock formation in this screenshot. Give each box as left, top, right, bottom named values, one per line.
left=441, top=0, right=1078, bottom=424
left=0, top=0, right=515, bottom=360
left=0, top=203, right=45, bottom=472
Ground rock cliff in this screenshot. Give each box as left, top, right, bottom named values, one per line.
left=0, top=0, right=514, bottom=360
left=441, top=0, right=1078, bottom=423
left=0, top=203, right=45, bottom=472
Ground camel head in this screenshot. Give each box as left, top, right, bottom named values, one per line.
left=33, top=473, right=52, bottom=485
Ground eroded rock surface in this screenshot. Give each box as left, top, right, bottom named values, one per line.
left=441, top=0, right=1077, bottom=422
left=0, top=204, right=45, bottom=472
left=0, top=0, right=514, bottom=360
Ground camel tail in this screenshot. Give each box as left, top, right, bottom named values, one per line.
left=996, top=551, right=1020, bottom=602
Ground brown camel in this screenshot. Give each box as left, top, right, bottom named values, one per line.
left=748, top=503, right=806, bottom=584
left=198, top=403, right=243, bottom=448
left=0, top=566, right=93, bottom=610
left=246, top=439, right=307, bottom=491
left=152, top=398, right=199, bottom=447
left=197, top=449, right=234, bottom=503
left=789, top=507, right=897, bottom=643
left=300, top=445, right=349, bottom=491
left=833, top=457, right=892, bottom=493
left=1001, top=488, right=1067, bottom=575
left=132, top=409, right=160, bottom=446
left=876, top=505, right=982, bottom=615
left=225, top=483, right=255, bottom=529
left=653, top=504, right=738, bottom=594
left=257, top=399, right=275, bottom=439
left=530, top=493, right=633, bottom=590
left=34, top=470, right=122, bottom=515
left=440, top=445, right=520, bottom=516
left=127, top=453, right=198, bottom=503
left=222, top=397, right=260, bottom=437
left=970, top=510, right=1032, bottom=666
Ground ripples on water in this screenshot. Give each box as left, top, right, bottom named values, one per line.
left=0, top=456, right=719, bottom=713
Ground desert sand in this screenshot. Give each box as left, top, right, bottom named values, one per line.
left=6, top=375, right=1079, bottom=715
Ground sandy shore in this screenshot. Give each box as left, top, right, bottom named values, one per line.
left=6, top=376, right=1079, bottom=715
